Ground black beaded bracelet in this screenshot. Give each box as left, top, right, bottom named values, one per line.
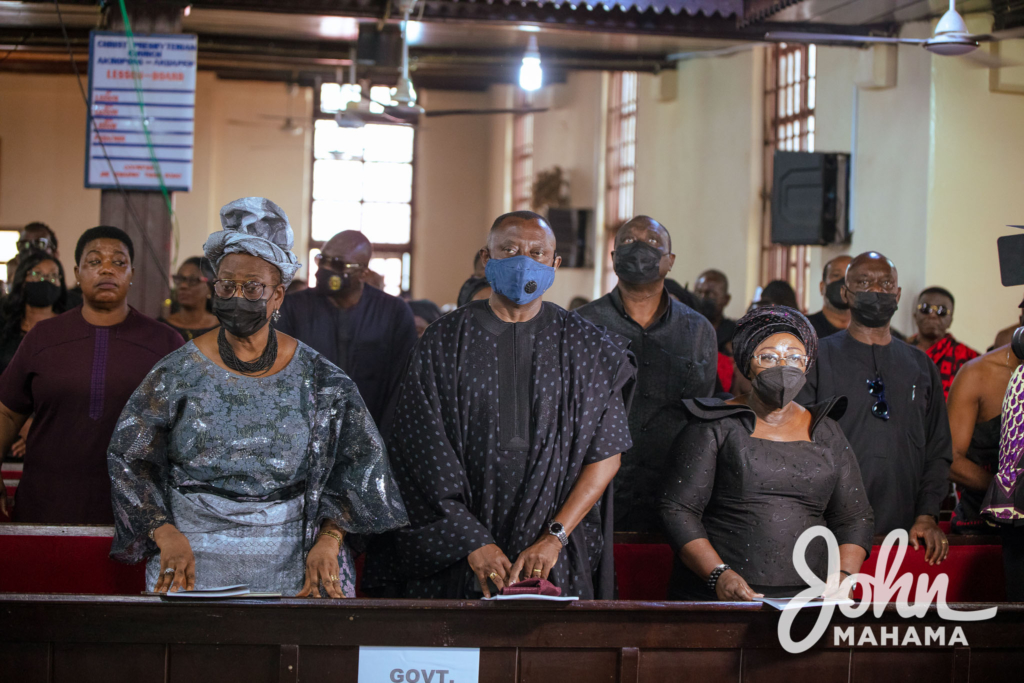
left=707, top=564, right=731, bottom=591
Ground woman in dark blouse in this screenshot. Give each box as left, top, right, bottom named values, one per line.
left=159, top=257, right=219, bottom=341
left=660, top=306, right=874, bottom=601
left=0, top=250, right=69, bottom=374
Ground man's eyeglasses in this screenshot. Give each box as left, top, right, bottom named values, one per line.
left=17, top=238, right=53, bottom=255
left=753, top=352, right=810, bottom=370
left=867, top=375, right=890, bottom=421
left=172, top=275, right=209, bottom=288
left=916, top=302, right=950, bottom=318
left=315, top=254, right=363, bottom=273
left=212, top=279, right=268, bottom=301
left=26, top=270, right=60, bottom=285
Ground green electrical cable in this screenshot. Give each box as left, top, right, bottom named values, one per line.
left=116, top=0, right=182, bottom=269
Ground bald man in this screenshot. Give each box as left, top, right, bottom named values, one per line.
left=797, top=252, right=952, bottom=564
left=695, top=269, right=736, bottom=352
left=577, top=216, right=716, bottom=532
left=807, top=255, right=853, bottom=339
left=276, top=230, right=417, bottom=428
left=365, top=211, right=635, bottom=599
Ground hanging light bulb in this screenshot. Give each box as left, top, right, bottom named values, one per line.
left=519, top=34, right=543, bottom=92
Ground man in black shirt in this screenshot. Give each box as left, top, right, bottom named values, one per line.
left=807, top=255, right=852, bottom=340
left=277, top=230, right=417, bottom=430
left=578, top=216, right=717, bottom=532
left=797, top=252, right=951, bottom=565
left=695, top=268, right=736, bottom=352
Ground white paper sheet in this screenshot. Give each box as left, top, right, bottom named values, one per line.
left=756, top=596, right=854, bottom=611
left=481, top=594, right=579, bottom=601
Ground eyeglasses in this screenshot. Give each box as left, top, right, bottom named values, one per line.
left=314, top=254, right=363, bottom=273
left=867, top=375, right=890, bottom=421
left=25, top=270, right=60, bottom=285
left=916, top=302, right=950, bottom=318
left=17, top=238, right=53, bottom=255
left=172, top=275, right=209, bottom=288
left=753, top=352, right=810, bottom=370
left=212, top=279, right=269, bottom=301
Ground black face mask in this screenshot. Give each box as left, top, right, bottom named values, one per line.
left=213, top=296, right=269, bottom=338
left=848, top=291, right=899, bottom=328
left=613, top=242, right=664, bottom=285
left=824, top=280, right=849, bottom=310
left=23, top=281, right=61, bottom=308
left=315, top=268, right=351, bottom=295
left=751, top=365, right=806, bottom=411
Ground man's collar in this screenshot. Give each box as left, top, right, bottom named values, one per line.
left=609, top=285, right=671, bottom=324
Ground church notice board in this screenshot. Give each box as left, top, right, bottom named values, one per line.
left=85, top=30, right=197, bottom=192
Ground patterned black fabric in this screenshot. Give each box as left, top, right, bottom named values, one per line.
left=364, top=301, right=635, bottom=599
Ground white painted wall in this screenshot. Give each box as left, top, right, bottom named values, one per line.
left=634, top=49, right=765, bottom=320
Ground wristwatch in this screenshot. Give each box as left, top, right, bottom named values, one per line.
left=707, top=564, right=731, bottom=592
left=547, top=521, right=568, bottom=548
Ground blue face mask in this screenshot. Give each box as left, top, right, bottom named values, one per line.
left=484, top=255, right=556, bottom=305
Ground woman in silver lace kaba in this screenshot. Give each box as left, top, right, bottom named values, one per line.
left=107, top=197, right=407, bottom=596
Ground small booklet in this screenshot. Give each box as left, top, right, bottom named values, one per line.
left=482, top=594, right=579, bottom=602
left=143, top=584, right=282, bottom=599
left=756, top=596, right=854, bottom=611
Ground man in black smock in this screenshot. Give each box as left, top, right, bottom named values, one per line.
left=364, top=211, right=635, bottom=599
left=577, top=216, right=717, bottom=532
left=797, top=252, right=951, bottom=565
left=276, top=230, right=416, bottom=428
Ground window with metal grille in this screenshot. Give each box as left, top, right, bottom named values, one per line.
left=312, top=83, right=414, bottom=297
left=512, top=92, right=535, bottom=212
left=606, top=71, right=637, bottom=231
left=761, top=44, right=816, bottom=310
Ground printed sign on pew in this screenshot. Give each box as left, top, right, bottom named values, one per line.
left=85, top=31, right=197, bottom=192
left=358, top=647, right=479, bottom=683
left=775, top=527, right=998, bottom=654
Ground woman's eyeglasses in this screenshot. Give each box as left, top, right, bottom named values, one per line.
left=915, top=302, right=950, bottom=317
left=314, top=254, right=363, bottom=273
left=867, top=375, right=890, bottom=420
left=212, top=279, right=268, bottom=301
left=25, top=271, right=61, bottom=285
left=753, top=352, right=809, bottom=370
left=172, top=275, right=209, bottom=288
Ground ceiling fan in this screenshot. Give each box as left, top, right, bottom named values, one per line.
left=764, top=0, right=1024, bottom=68
left=334, top=0, right=549, bottom=128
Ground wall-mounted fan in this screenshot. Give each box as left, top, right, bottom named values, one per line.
left=764, top=0, right=1024, bottom=68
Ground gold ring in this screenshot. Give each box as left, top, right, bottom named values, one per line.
left=489, top=572, right=498, bottom=581
left=941, top=539, right=948, bottom=545
left=329, top=575, right=338, bottom=582
left=532, top=569, right=542, bottom=576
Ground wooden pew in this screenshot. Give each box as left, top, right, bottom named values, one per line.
left=1, top=594, right=1022, bottom=683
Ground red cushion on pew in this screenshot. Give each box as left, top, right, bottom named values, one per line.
left=613, top=543, right=674, bottom=601
left=857, top=542, right=1004, bottom=603
left=0, top=532, right=145, bottom=595
left=610, top=541, right=1004, bottom=602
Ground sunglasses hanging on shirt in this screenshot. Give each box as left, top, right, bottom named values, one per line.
left=866, top=375, right=890, bottom=421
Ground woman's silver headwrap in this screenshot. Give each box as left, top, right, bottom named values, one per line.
left=203, top=197, right=301, bottom=287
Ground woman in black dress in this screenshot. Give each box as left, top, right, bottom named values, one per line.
left=159, top=257, right=219, bottom=341
left=660, top=306, right=874, bottom=601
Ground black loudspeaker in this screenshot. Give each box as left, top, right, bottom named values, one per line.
left=547, top=208, right=594, bottom=269
left=357, top=23, right=402, bottom=68
left=771, top=151, right=851, bottom=245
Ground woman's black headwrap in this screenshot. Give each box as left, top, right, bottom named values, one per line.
left=733, top=304, right=817, bottom=378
